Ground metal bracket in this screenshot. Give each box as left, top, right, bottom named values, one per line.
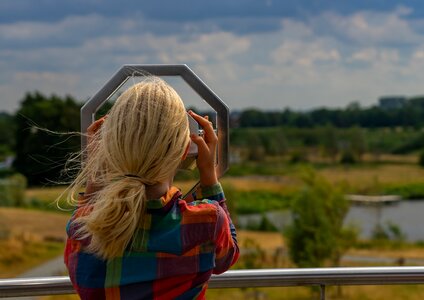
left=80, top=64, right=229, bottom=179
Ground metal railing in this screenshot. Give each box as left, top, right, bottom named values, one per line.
left=2, top=267, right=424, bottom=299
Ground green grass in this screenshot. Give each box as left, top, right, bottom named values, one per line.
left=226, top=162, right=289, bottom=176
left=228, top=190, right=292, bottom=214
left=384, top=182, right=424, bottom=199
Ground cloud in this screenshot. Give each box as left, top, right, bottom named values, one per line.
left=314, top=7, right=420, bottom=46
left=3, top=4, right=424, bottom=113
left=13, top=71, right=80, bottom=86
left=349, top=48, right=400, bottom=65
left=272, top=41, right=341, bottom=66
left=0, top=13, right=253, bottom=111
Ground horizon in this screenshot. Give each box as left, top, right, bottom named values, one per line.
left=4, top=91, right=423, bottom=115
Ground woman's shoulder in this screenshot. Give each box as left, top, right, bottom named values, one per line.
left=178, top=198, right=222, bottom=225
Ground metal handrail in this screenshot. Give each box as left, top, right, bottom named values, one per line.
left=2, top=267, right=424, bottom=298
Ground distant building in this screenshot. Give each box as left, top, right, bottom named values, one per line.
left=378, top=96, right=407, bottom=109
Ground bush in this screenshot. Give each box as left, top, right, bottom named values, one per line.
left=8, top=174, right=27, bottom=207
left=0, top=174, right=27, bottom=207
left=285, top=169, right=354, bottom=267
left=289, top=150, right=308, bottom=164
left=234, top=190, right=292, bottom=214
left=340, top=150, right=357, bottom=164
left=0, top=179, right=13, bottom=206
left=384, top=183, right=424, bottom=199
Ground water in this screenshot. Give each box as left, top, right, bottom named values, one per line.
left=238, top=200, right=424, bottom=241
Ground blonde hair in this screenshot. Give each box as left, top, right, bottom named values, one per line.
left=68, top=77, right=190, bottom=259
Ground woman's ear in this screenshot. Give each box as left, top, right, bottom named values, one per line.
left=182, top=142, right=190, bottom=161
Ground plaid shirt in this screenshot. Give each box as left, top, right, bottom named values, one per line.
left=64, top=183, right=239, bottom=300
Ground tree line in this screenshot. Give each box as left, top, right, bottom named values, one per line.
left=2, top=92, right=424, bottom=185
left=237, top=97, right=424, bottom=128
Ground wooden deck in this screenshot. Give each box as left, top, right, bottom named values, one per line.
left=346, top=194, right=401, bottom=205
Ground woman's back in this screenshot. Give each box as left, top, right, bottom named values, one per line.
left=66, top=185, right=238, bottom=299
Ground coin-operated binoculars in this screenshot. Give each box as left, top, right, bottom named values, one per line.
left=80, top=64, right=229, bottom=194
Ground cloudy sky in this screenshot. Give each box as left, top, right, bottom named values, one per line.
left=2, top=0, right=424, bottom=113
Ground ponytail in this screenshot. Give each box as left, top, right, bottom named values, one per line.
left=75, top=177, right=146, bottom=259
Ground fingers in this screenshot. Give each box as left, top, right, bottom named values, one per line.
left=188, top=110, right=217, bottom=144
left=190, top=132, right=208, bottom=153
left=87, top=116, right=107, bottom=135
left=188, top=110, right=209, bottom=126
left=187, top=111, right=217, bottom=184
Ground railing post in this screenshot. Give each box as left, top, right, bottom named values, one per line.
left=320, top=284, right=326, bottom=300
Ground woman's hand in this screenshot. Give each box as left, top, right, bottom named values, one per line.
left=86, top=116, right=107, bottom=156
left=188, top=110, right=218, bottom=187
left=87, top=116, right=107, bottom=141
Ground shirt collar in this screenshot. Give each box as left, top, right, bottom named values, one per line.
left=146, top=186, right=181, bottom=210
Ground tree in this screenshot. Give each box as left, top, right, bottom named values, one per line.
left=13, top=92, right=81, bottom=185
left=0, top=112, right=16, bottom=158
left=239, top=109, right=270, bottom=127
left=285, top=169, right=355, bottom=267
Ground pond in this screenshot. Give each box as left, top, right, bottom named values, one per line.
left=238, top=200, right=424, bottom=241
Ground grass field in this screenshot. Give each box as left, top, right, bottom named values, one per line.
left=0, top=207, right=69, bottom=277
left=25, top=160, right=424, bottom=201
left=0, top=207, right=69, bottom=240
left=25, top=186, right=70, bottom=204
left=318, top=164, right=424, bottom=193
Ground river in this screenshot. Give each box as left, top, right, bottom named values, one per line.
left=238, top=200, right=424, bottom=241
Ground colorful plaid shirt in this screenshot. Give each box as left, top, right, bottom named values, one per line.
left=64, top=183, right=239, bottom=300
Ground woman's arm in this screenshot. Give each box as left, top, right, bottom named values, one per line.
left=188, top=111, right=239, bottom=271
left=187, top=110, right=218, bottom=187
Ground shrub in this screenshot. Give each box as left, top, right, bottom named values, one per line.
left=0, top=179, right=13, bottom=206
left=8, top=174, right=27, bottom=207
left=340, top=150, right=357, bottom=164
left=0, top=174, right=28, bottom=207
left=289, top=150, right=308, bottom=164
left=285, top=169, right=355, bottom=267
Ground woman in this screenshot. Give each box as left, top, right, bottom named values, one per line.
left=64, top=77, right=239, bottom=299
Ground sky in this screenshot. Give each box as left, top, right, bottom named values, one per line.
left=3, top=0, right=424, bottom=113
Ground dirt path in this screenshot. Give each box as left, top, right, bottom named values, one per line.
left=18, top=255, right=66, bottom=278
left=4, top=256, right=68, bottom=300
